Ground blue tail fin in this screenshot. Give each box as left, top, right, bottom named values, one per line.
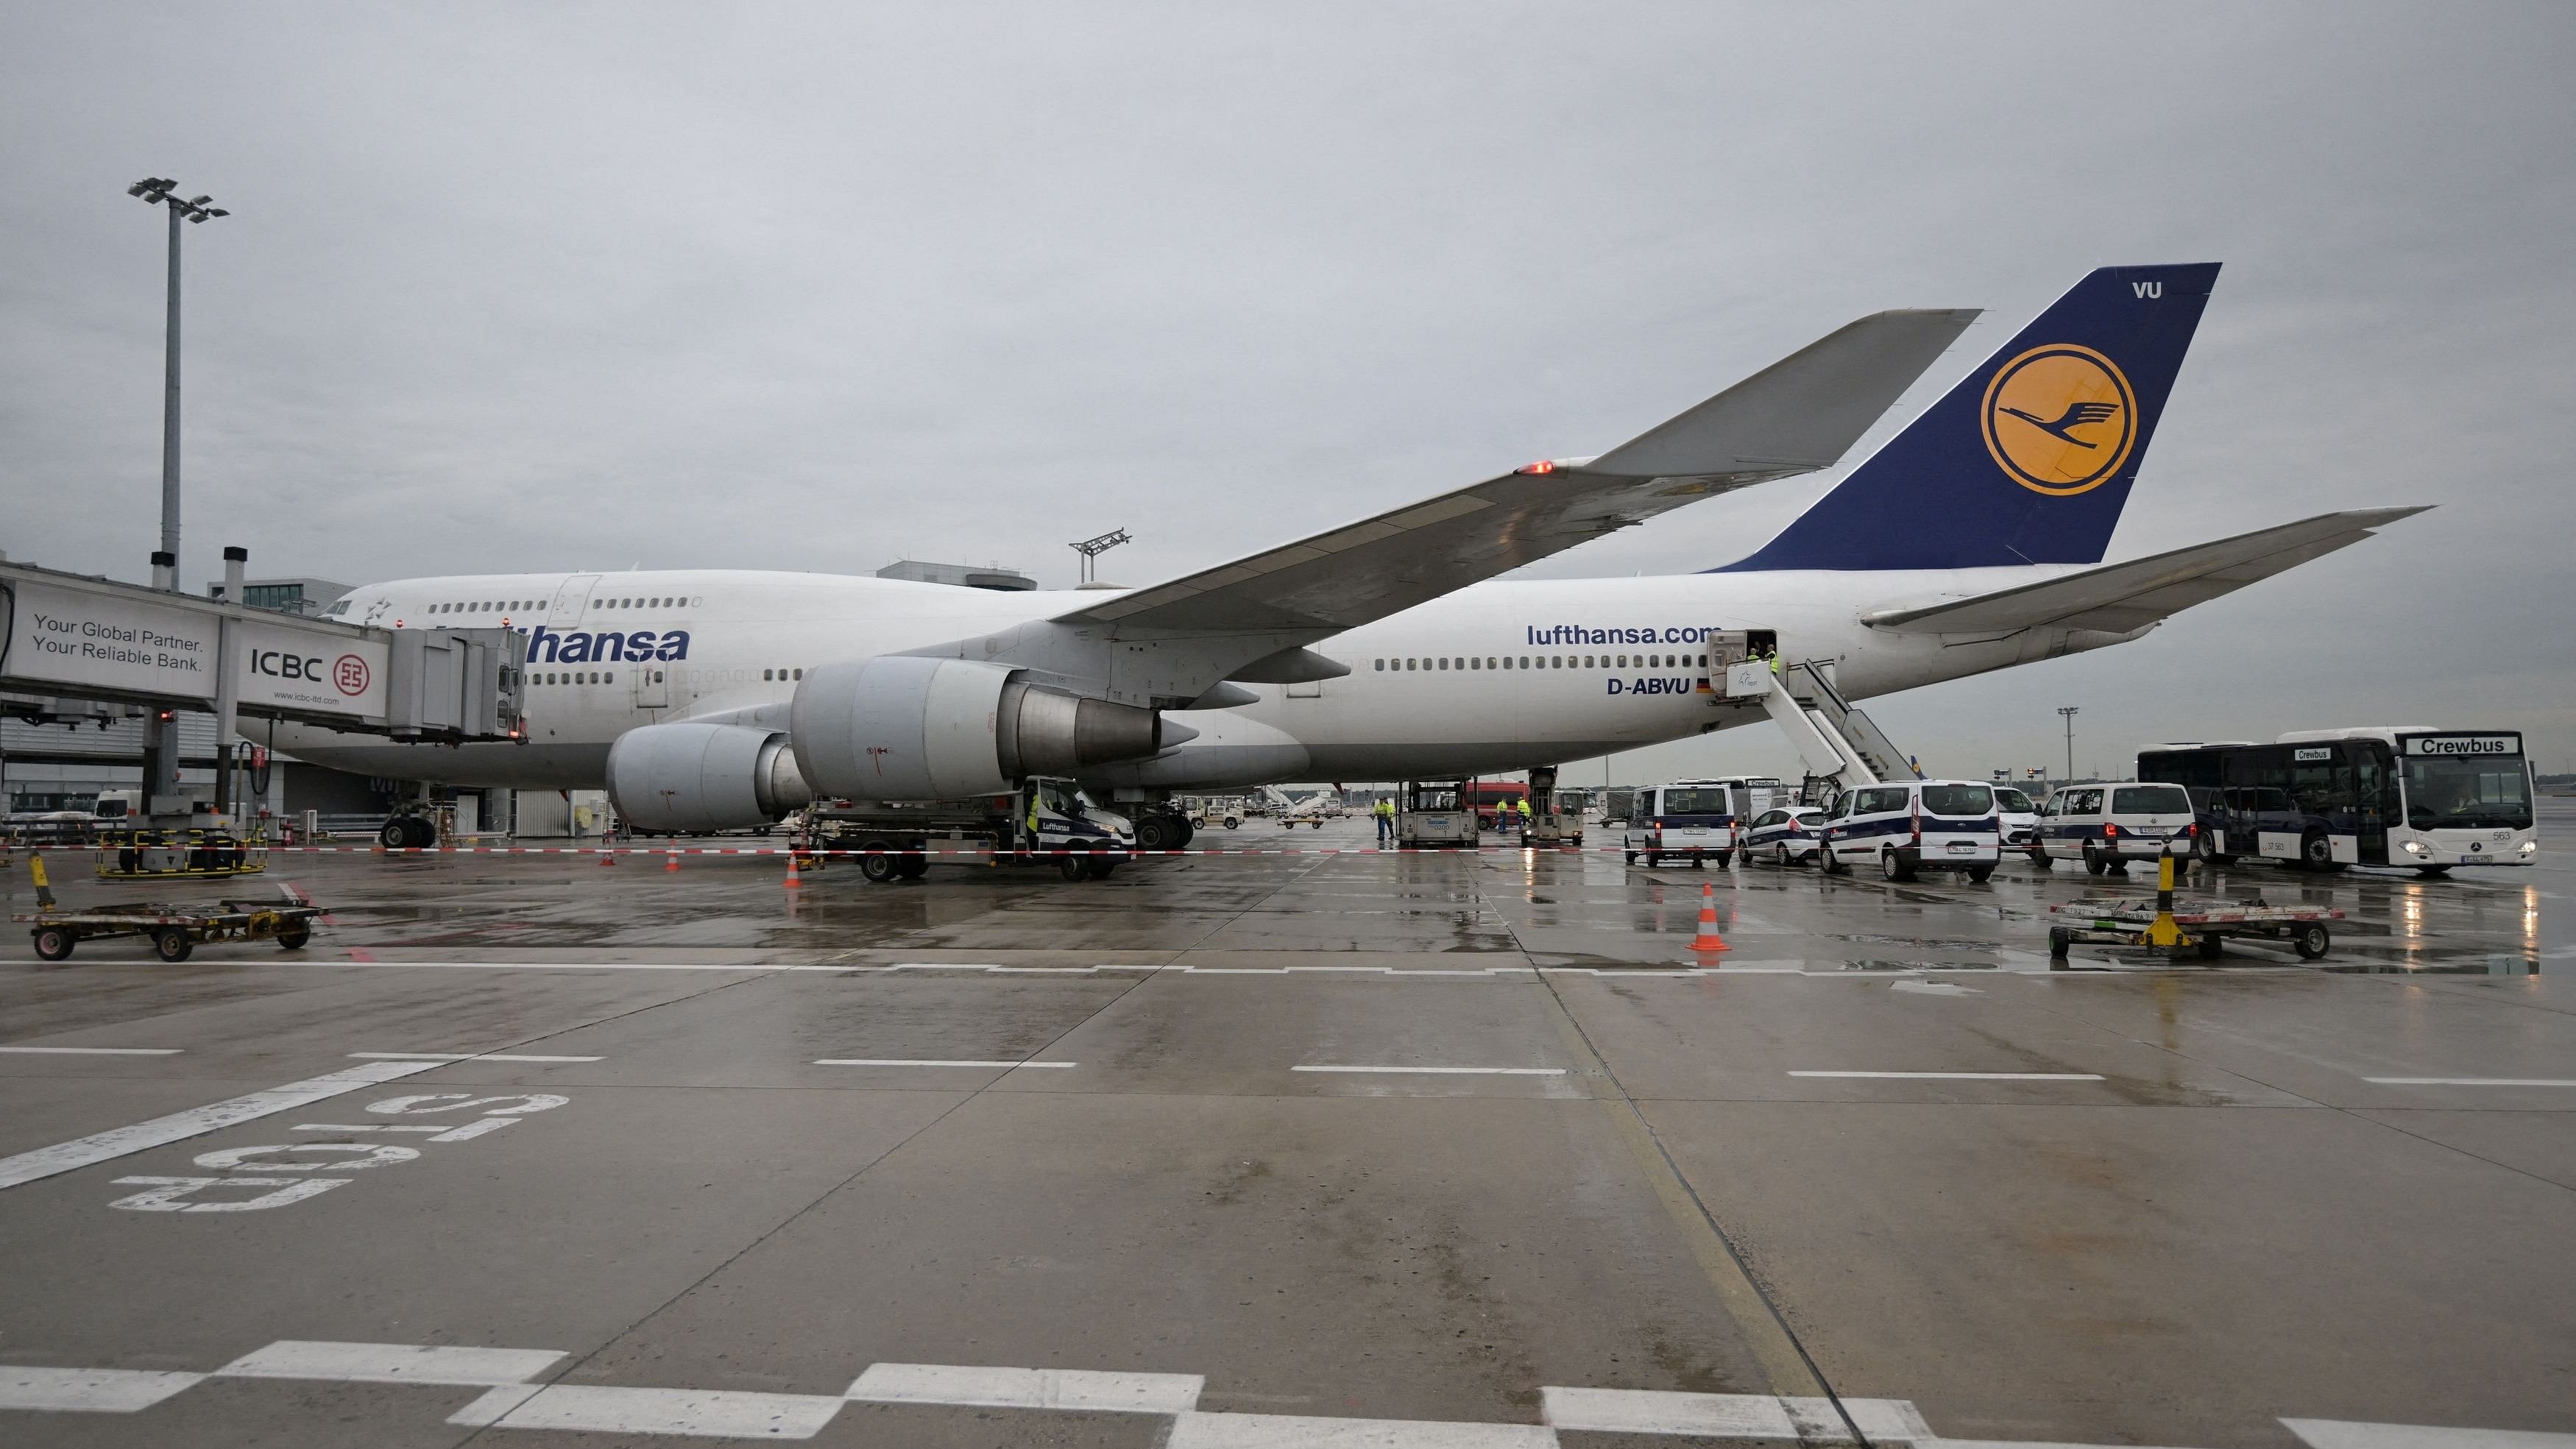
left=1716, top=263, right=2220, bottom=572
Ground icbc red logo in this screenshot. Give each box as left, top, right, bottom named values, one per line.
left=334, top=654, right=371, bottom=696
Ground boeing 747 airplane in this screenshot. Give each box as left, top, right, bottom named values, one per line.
left=271, top=264, right=2420, bottom=848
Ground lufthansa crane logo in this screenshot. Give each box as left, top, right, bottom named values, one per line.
left=1980, top=344, right=2137, bottom=495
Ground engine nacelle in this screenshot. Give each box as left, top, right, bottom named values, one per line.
left=790, top=656, right=1175, bottom=801
left=606, top=723, right=813, bottom=833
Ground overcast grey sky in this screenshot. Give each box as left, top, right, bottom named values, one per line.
left=5, top=1, right=2572, bottom=782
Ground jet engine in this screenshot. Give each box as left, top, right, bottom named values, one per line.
left=604, top=723, right=813, bottom=833
left=790, top=656, right=1181, bottom=802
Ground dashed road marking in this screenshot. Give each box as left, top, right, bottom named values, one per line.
left=1293, top=1066, right=1567, bottom=1076
left=455, top=1384, right=845, bottom=1438
left=347, top=1052, right=604, bottom=1062
left=3, top=1340, right=2562, bottom=1447
left=1167, top=1411, right=1557, bottom=1447
left=1788, top=1071, right=2104, bottom=1081
left=1540, top=1386, right=1928, bottom=1442
left=2284, top=1421, right=2576, bottom=1449
left=847, top=1362, right=1203, bottom=1413
left=0, top=1060, right=443, bottom=1192
left=0, top=1046, right=182, bottom=1056
left=812, top=1059, right=1080, bottom=1069
left=0, top=1366, right=206, bottom=1412
left=215, top=1340, right=565, bottom=1386
left=2363, top=1078, right=2576, bottom=1088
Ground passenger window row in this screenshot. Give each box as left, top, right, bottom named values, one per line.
left=535, top=670, right=616, bottom=686
left=1372, top=653, right=1711, bottom=672
left=425, top=594, right=701, bottom=614
left=761, top=668, right=805, bottom=682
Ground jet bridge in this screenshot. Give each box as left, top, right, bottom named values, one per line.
left=1, top=555, right=525, bottom=810
left=1705, top=631, right=1918, bottom=799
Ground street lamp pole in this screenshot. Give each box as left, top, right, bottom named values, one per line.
left=2058, top=706, right=2080, bottom=785
left=128, top=178, right=228, bottom=809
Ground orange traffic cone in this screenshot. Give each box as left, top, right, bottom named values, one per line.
left=598, top=849, right=617, bottom=866
left=1688, top=881, right=1730, bottom=954
left=783, top=852, right=802, bottom=890
left=665, top=849, right=681, bottom=872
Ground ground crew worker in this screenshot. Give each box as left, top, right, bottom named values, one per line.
left=1374, top=796, right=1395, bottom=846
left=1515, top=796, right=1534, bottom=835
left=1025, top=787, right=1043, bottom=853
left=1766, top=645, right=1783, bottom=677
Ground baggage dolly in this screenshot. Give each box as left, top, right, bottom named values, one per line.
left=2046, top=847, right=2341, bottom=963
left=17, top=899, right=322, bottom=963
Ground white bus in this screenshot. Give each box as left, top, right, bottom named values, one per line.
left=2137, top=728, right=2536, bottom=875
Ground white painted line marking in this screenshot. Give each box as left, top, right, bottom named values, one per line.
left=1541, top=1385, right=1792, bottom=1436
left=0, top=1365, right=206, bottom=1412
left=2363, top=1077, right=2576, bottom=1088
left=1788, top=1071, right=2104, bottom=1081
left=848, top=1362, right=1203, bottom=1414
left=347, top=1052, right=603, bottom=1063
left=448, top=1383, right=545, bottom=1425
left=0, top=1046, right=182, bottom=1056
left=459, top=1384, right=844, bottom=1438
left=214, top=1339, right=567, bottom=1386
left=813, top=1059, right=1078, bottom=1069
left=2285, top=1420, right=2576, bottom=1449
left=1293, top=1066, right=1567, bottom=1076
left=0, top=1060, right=443, bottom=1192
left=1538, top=1388, right=1930, bottom=1443
left=1167, top=1410, right=1557, bottom=1447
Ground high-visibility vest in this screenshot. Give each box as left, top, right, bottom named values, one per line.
left=1517, top=798, right=1532, bottom=818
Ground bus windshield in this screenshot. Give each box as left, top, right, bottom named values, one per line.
left=2403, top=757, right=2531, bottom=830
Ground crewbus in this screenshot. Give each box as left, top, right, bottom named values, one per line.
left=2137, top=729, right=2536, bottom=876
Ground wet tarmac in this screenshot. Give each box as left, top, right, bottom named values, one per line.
left=1, top=800, right=2568, bottom=1448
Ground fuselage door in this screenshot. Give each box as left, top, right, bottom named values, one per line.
left=631, top=665, right=670, bottom=712
left=553, top=574, right=601, bottom=623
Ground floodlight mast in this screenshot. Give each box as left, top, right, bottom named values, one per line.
left=1071, top=528, right=1131, bottom=585
left=129, top=177, right=228, bottom=809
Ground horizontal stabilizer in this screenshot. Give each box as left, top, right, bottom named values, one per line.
left=1056, top=308, right=1978, bottom=636
left=1861, top=508, right=2429, bottom=634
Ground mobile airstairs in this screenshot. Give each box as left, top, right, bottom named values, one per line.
left=1707, top=633, right=1919, bottom=800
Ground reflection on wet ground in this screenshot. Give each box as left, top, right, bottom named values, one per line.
left=0, top=800, right=2563, bottom=1449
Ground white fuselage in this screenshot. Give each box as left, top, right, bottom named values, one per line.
left=271, top=566, right=2145, bottom=790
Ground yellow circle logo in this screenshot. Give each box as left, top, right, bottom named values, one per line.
left=1980, top=344, right=2136, bottom=495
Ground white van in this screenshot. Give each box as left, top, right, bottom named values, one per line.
left=1819, top=779, right=2002, bottom=882
left=1993, top=784, right=2039, bottom=853
left=2034, top=782, right=2197, bottom=874
left=1622, top=781, right=1739, bottom=867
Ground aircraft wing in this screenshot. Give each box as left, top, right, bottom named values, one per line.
left=1859, top=507, right=2430, bottom=634
left=1052, top=308, right=1978, bottom=636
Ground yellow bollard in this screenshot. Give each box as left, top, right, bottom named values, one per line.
left=29, top=851, right=57, bottom=910
left=2145, top=848, right=2185, bottom=949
